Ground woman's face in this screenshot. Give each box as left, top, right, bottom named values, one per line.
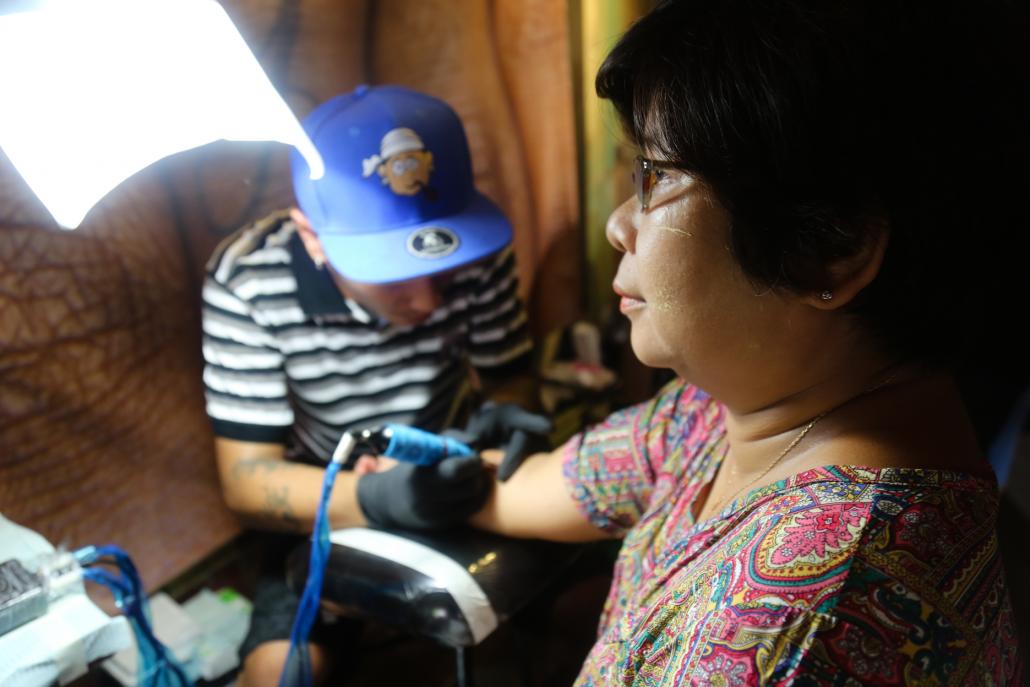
left=607, top=165, right=804, bottom=396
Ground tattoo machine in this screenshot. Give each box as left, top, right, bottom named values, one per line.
left=354, top=424, right=475, bottom=465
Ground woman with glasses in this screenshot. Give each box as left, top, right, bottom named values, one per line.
left=464, top=0, right=1028, bottom=683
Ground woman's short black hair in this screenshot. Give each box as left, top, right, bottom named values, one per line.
left=597, top=0, right=1030, bottom=367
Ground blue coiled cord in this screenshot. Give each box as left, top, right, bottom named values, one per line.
left=278, top=440, right=349, bottom=687
left=75, top=544, right=192, bottom=687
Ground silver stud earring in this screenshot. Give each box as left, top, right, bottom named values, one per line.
left=820, top=290, right=833, bottom=301
left=314, top=255, right=326, bottom=271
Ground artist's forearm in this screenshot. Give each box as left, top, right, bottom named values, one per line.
left=221, top=456, right=367, bottom=533
left=470, top=449, right=609, bottom=543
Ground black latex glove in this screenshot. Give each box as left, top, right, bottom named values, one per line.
left=356, top=454, right=490, bottom=531
left=456, top=402, right=553, bottom=482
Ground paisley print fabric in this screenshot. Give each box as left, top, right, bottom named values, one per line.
left=562, top=381, right=1022, bottom=685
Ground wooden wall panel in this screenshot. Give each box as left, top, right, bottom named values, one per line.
left=493, top=0, right=581, bottom=333
left=0, top=161, right=238, bottom=586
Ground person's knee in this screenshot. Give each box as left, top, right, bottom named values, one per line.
left=238, top=641, right=290, bottom=687
left=238, top=641, right=331, bottom=687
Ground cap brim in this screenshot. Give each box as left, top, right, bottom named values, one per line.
left=318, top=192, right=513, bottom=283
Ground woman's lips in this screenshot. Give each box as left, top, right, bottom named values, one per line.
left=619, top=296, right=646, bottom=313
left=613, top=282, right=645, bottom=313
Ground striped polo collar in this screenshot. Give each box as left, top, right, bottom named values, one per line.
left=287, top=226, right=379, bottom=326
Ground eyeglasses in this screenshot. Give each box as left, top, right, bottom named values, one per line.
left=632, top=155, right=681, bottom=210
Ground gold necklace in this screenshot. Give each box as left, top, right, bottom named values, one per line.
left=703, top=370, right=900, bottom=520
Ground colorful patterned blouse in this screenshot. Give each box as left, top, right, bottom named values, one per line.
left=562, top=381, right=1022, bottom=685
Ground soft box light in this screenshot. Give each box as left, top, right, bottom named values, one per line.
left=0, top=0, right=324, bottom=229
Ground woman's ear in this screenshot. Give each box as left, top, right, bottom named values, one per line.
left=290, top=208, right=328, bottom=269
left=804, top=217, right=890, bottom=310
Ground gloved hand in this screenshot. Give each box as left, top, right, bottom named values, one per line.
left=455, top=402, right=553, bottom=482
left=356, top=454, right=490, bottom=531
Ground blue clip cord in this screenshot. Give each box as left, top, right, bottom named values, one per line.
left=76, top=545, right=192, bottom=687
left=279, top=458, right=343, bottom=687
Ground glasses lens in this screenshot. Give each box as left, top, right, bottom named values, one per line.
left=633, top=156, right=648, bottom=209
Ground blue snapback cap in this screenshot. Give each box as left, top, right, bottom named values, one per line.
left=289, top=85, right=513, bottom=283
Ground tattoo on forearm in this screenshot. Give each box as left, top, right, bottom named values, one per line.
left=263, top=485, right=301, bottom=530
left=231, top=457, right=288, bottom=480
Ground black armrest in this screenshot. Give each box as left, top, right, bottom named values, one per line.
left=288, top=527, right=584, bottom=648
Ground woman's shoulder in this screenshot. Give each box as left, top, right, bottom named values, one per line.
left=710, top=467, right=1007, bottom=641
left=604, top=469, right=1015, bottom=683
left=735, top=467, right=1001, bottom=599
left=638, top=468, right=1003, bottom=627
left=757, top=467, right=1016, bottom=682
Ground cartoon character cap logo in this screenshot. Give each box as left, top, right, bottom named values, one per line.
left=362, top=127, right=435, bottom=197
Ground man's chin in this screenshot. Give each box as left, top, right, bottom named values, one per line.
left=389, top=313, right=430, bottom=328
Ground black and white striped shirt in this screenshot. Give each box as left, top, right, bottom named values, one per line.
left=202, top=211, right=532, bottom=461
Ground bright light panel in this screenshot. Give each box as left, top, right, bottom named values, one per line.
left=0, top=0, right=324, bottom=229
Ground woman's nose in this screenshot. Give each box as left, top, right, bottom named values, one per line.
left=606, top=197, right=637, bottom=254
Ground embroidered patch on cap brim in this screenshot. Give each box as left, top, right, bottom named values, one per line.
left=407, top=227, right=459, bottom=259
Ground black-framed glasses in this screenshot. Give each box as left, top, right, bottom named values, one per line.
left=632, top=155, right=681, bottom=210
